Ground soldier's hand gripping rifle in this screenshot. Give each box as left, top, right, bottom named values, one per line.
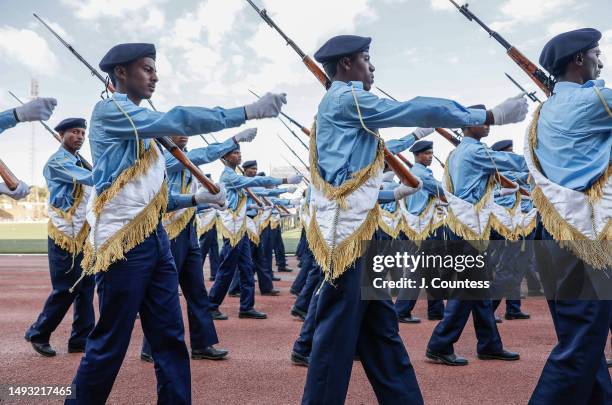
left=448, top=0, right=554, bottom=96
left=245, top=0, right=421, bottom=189
left=33, top=13, right=219, bottom=194
left=8, top=91, right=93, bottom=171
left=0, top=159, right=20, bottom=191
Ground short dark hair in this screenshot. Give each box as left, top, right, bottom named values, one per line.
left=323, top=53, right=359, bottom=79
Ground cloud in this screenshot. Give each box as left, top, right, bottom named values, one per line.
left=60, top=0, right=152, bottom=19
left=546, top=20, right=583, bottom=36
left=0, top=26, right=59, bottom=75
left=491, top=0, right=577, bottom=32
left=429, top=0, right=455, bottom=11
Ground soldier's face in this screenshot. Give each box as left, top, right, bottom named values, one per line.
left=244, top=166, right=258, bottom=177
left=117, top=57, right=158, bottom=101
left=581, top=46, right=603, bottom=81
left=61, top=127, right=86, bottom=152
left=416, top=150, right=433, bottom=166
left=354, top=52, right=375, bottom=91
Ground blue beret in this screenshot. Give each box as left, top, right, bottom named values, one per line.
left=410, top=140, right=433, bottom=154
left=539, top=28, right=601, bottom=75
left=491, top=139, right=513, bottom=151
left=314, top=35, right=371, bottom=64
left=242, top=160, right=257, bottom=169
left=99, top=43, right=156, bottom=73
left=54, top=118, right=87, bottom=133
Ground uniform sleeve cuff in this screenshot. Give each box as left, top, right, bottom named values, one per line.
left=468, top=108, right=487, bottom=126
left=226, top=107, right=247, bottom=127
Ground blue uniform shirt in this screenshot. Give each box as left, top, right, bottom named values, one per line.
left=0, top=109, right=17, bottom=134
left=448, top=137, right=527, bottom=204
left=43, top=146, right=94, bottom=211
left=164, top=140, right=238, bottom=210
left=246, top=186, right=285, bottom=216
left=315, top=81, right=486, bottom=187
left=88, top=92, right=245, bottom=197
left=380, top=180, right=400, bottom=212
left=535, top=80, right=612, bottom=191
left=407, top=162, right=443, bottom=215
left=219, top=166, right=283, bottom=210
left=493, top=168, right=529, bottom=209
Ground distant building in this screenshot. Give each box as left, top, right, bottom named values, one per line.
left=0, top=186, right=48, bottom=222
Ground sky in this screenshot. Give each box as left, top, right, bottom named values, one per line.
left=0, top=0, right=610, bottom=186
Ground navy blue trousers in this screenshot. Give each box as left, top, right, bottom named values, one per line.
left=293, top=275, right=322, bottom=358
left=67, top=224, right=190, bottom=405
left=142, top=221, right=219, bottom=356
left=427, top=230, right=503, bottom=355
left=394, top=227, right=446, bottom=319
left=199, top=225, right=220, bottom=280
left=209, top=235, right=255, bottom=312
left=26, top=238, right=95, bottom=348
left=294, top=258, right=321, bottom=314
left=270, top=225, right=288, bottom=270
left=291, top=246, right=313, bottom=295
left=296, top=229, right=306, bottom=260
left=228, top=231, right=274, bottom=294
left=302, top=258, right=423, bottom=405
left=529, top=228, right=612, bottom=405
left=490, top=230, right=528, bottom=316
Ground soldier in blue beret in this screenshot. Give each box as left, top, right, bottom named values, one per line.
left=529, top=28, right=611, bottom=404
left=25, top=117, right=95, bottom=358
left=66, top=42, right=289, bottom=404
left=302, top=32, right=529, bottom=404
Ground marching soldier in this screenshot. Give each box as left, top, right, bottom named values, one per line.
left=25, top=118, right=94, bottom=357
left=527, top=28, right=611, bottom=404
left=197, top=176, right=221, bottom=282
left=302, top=34, right=527, bottom=404
left=208, top=150, right=302, bottom=320
left=426, top=105, right=526, bottom=366
left=66, top=42, right=287, bottom=404
left=0, top=98, right=57, bottom=199
left=140, top=131, right=258, bottom=363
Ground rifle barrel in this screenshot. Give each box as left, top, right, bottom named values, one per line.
left=0, top=158, right=20, bottom=190
left=276, top=134, right=310, bottom=170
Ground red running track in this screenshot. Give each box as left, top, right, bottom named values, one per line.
left=0, top=255, right=608, bottom=404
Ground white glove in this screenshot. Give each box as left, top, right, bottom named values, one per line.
left=290, top=197, right=301, bottom=206
left=195, top=184, right=226, bottom=206
left=233, top=128, right=257, bottom=143
left=209, top=201, right=228, bottom=211
left=283, top=185, right=297, bottom=194
left=14, top=97, right=57, bottom=122
left=382, top=171, right=395, bottom=183
left=491, top=93, right=528, bottom=125
left=0, top=181, right=30, bottom=200
left=244, top=92, right=287, bottom=119
left=393, top=180, right=423, bottom=200
left=413, top=127, right=435, bottom=140
left=286, top=174, right=303, bottom=185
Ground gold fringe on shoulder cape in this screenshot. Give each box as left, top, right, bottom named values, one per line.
left=270, top=218, right=280, bottom=230
left=81, top=182, right=168, bottom=275
left=401, top=197, right=438, bottom=241
left=528, top=105, right=612, bottom=269
left=443, top=154, right=495, bottom=244
left=216, top=195, right=247, bottom=247
left=50, top=183, right=85, bottom=221
left=196, top=214, right=217, bottom=238
left=378, top=205, right=402, bottom=239
left=48, top=221, right=90, bottom=255
left=306, top=119, right=384, bottom=280
left=307, top=205, right=380, bottom=281
left=163, top=208, right=196, bottom=240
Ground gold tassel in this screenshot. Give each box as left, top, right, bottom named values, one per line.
left=48, top=221, right=90, bottom=255
left=163, top=208, right=196, bottom=240
left=216, top=196, right=248, bottom=247
left=585, top=164, right=612, bottom=204
left=196, top=216, right=217, bottom=238
left=378, top=205, right=402, bottom=239
left=81, top=182, right=168, bottom=275
left=307, top=205, right=380, bottom=281
left=487, top=214, right=518, bottom=241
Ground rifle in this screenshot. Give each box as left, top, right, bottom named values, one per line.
left=505, top=73, right=542, bottom=103
left=275, top=134, right=310, bottom=171
left=8, top=91, right=93, bottom=171
left=448, top=1, right=554, bottom=96
left=248, top=89, right=309, bottom=148
left=34, top=13, right=219, bottom=194
left=281, top=155, right=311, bottom=185
left=245, top=0, right=421, bottom=189
left=0, top=158, right=20, bottom=191
left=236, top=166, right=291, bottom=216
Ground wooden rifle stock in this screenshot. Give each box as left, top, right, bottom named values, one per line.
left=396, top=153, right=413, bottom=168
left=0, top=159, right=20, bottom=191
left=303, top=56, right=331, bottom=89
left=435, top=128, right=461, bottom=147
left=507, top=48, right=552, bottom=97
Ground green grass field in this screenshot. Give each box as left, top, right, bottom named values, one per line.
left=0, top=222, right=302, bottom=254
